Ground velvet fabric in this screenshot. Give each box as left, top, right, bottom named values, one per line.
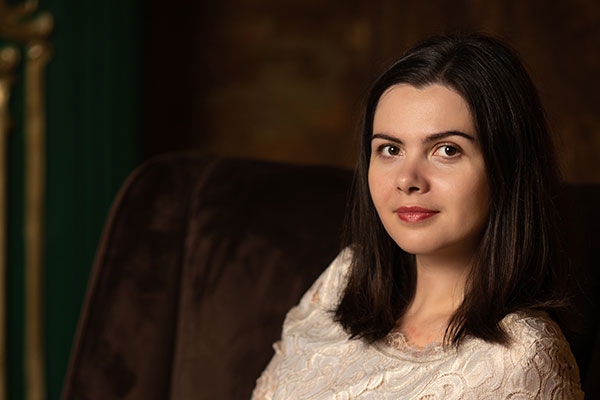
left=62, top=154, right=599, bottom=399
left=61, top=154, right=351, bottom=399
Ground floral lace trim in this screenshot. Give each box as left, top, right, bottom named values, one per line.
left=379, top=312, right=543, bottom=360
left=383, top=329, right=446, bottom=357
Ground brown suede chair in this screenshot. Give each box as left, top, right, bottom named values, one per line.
left=62, top=154, right=600, bottom=399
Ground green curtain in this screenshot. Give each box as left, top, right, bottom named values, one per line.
left=6, top=0, right=141, bottom=399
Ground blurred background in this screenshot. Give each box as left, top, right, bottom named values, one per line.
left=1, top=0, right=599, bottom=399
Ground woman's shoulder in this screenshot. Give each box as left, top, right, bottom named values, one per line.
left=496, top=311, right=584, bottom=397
left=305, top=247, right=353, bottom=309
left=501, top=310, right=567, bottom=348
left=502, top=311, right=581, bottom=383
left=284, top=247, right=353, bottom=321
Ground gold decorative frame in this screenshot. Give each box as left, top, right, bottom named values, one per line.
left=0, top=1, right=53, bottom=400
left=0, top=43, right=20, bottom=400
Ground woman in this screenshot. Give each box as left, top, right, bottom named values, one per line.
left=252, top=33, right=584, bottom=399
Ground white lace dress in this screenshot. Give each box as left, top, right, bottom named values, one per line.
left=252, top=250, right=584, bottom=399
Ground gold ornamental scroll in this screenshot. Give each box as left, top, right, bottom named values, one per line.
left=0, top=1, right=53, bottom=400
left=0, top=44, right=20, bottom=400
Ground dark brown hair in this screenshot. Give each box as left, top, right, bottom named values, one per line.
left=335, top=33, right=567, bottom=345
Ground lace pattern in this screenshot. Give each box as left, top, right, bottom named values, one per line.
left=252, top=250, right=584, bottom=399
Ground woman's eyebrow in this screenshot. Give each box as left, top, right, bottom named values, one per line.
left=371, top=133, right=403, bottom=144
left=371, top=131, right=476, bottom=144
left=424, top=130, right=476, bottom=143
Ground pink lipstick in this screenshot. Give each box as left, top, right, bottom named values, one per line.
left=396, top=206, right=439, bottom=223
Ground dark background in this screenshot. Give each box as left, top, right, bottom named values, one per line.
left=144, top=0, right=600, bottom=181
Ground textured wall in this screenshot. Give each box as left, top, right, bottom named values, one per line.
left=144, top=0, right=600, bottom=182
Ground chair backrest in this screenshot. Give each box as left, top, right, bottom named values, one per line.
left=61, top=154, right=353, bottom=399
left=62, top=154, right=599, bottom=399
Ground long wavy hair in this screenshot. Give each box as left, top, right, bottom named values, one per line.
left=335, top=33, right=567, bottom=345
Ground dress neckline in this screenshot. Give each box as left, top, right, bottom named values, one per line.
left=383, top=329, right=448, bottom=358
left=372, top=328, right=481, bottom=363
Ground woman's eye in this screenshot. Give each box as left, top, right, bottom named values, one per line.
left=433, top=145, right=461, bottom=158
left=380, top=144, right=400, bottom=157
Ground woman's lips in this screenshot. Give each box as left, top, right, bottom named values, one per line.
left=395, top=206, right=439, bottom=223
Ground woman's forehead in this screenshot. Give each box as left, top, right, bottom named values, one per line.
left=373, top=83, right=477, bottom=140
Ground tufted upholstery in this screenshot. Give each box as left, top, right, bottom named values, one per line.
left=62, top=154, right=599, bottom=399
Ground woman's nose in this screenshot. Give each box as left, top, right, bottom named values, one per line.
left=395, top=157, right=429, bottom=194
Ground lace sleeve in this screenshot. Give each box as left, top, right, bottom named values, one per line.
left=250, top=249, right=352, bottom=399
left=251, top=342, right=283, bottom=400
left=503, top=326, right=584, bottom=399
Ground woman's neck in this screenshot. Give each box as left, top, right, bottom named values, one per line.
left=396, top=254, right=471, bottom=348
left=412, top=254, right=470, bottom=312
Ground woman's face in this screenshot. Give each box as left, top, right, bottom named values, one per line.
left=368, top=84, right=489, bottom=261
